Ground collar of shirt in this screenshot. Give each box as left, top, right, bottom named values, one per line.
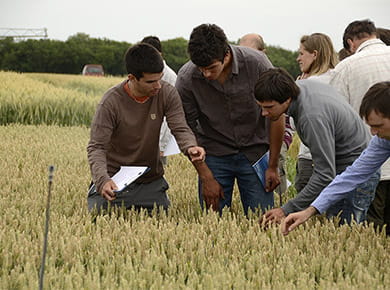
left=287, top=98, right=298, bottom=120
left=356, top=38, right=385, bottom=53
left=230, top=45, right=239, bottom=75
left=286, top=83, right=301, bottom=118
left=123, top=81, right=150, bottom=104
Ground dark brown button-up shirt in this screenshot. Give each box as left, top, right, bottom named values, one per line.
left=176, top=45, right=273, bottom=163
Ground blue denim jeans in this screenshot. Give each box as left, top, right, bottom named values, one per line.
left=326, top=171, right=380, bottom=224
left=199, top=153, right=274, bottom=215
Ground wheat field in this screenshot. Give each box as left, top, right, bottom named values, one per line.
left=0, top=72, right=389, bottom=289
left=0, top=72, right=122, bottom=126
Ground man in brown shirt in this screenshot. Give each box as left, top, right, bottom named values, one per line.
left=87, top=43, right=205, bottom=212
left=176, top=24, right=284, bottom=215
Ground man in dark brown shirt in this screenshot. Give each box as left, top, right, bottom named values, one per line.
left=87, top=43, right=205, bottom=213
left=176, top=24, right=284, bottom=215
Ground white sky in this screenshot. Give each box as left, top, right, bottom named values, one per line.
left=0, top=0, right=389, bottom=51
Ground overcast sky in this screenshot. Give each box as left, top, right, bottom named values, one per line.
left=1, top=0, right=389, bottom=51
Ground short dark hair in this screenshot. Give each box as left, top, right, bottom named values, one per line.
left=188, top=23, right=230, bottom=67
left=343, top=19, right=377, bottom=50
left=360, top=81, right=390, bottom=120
left=377, top=27, right=390, bottom=45
left=124, top=43, right=164, bottom=79
left=254, top=68, right=300, bottom=103
left=141, top=36, right=162, bottom=53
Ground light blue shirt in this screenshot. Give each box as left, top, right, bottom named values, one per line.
left=312, top=136, right=390, bottom=214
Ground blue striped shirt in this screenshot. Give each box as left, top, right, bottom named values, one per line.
left=312, top=136, right=390, bottom=214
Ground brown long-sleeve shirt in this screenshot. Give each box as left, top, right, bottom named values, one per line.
left=87, top=80, right=197, bottom=193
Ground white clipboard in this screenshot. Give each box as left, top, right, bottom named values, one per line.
left=111, top=166, right=149, bottom=192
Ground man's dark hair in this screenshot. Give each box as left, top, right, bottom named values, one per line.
left=254, top=68, right=300, bottom=103
left=141, top=36, right=162, bottom=53
left=343, top=19, right=377, bottom=50
left=188, top=23, right=230, bottom=67
left=360, top=81, right=390, bottom=120
left=124, top=43, right=164, bottom=79
left=377, top=27, right=390, bottom=45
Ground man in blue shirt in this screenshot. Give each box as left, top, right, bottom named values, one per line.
left=281, top=81, right=390, bottom=235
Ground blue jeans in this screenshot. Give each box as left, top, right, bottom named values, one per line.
left=199, top=153, right=274, bottom=215
left=326, top=171, right=380, bottom=224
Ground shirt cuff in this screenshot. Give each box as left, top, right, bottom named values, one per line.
left=281, top=202, right=295, bottom=215
left=310, top=200, right=326, bottom=214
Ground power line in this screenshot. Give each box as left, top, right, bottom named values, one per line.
left=0, top=28, right=48, bottom=40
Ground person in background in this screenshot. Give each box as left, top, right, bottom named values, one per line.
left=330, top=20, right=390, bottom=112
left=329, top=19, right=390, bottom=234
left=337, top=27, right=389, bottom=62
left=239, top=32, right=294, bottom=205
left=239, top=33, right=266, bottom=52
left=281, top=82, right=390, bottom=235
left=294, top=33, right=338, bottom=193
left=141, top=36, right=177, bottom=165
left=176, top=24, right=284, bottom=215
left=255, top=68, right=379, bottom=227
left=296, top=33, right=338, bottom=82
left=87, top=43, right=205, bottom=213
left=338, top=48, right=351, bottom=61
left=376, top=27, right=390, bottom=46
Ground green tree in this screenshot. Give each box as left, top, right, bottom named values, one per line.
left=266, top=45, right=300, bottom=78
left=0, top=35, right=299, bottom=78
left=162, top=38, right=189, bottom=73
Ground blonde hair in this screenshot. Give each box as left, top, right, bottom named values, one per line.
left=300, top=33, right=338, bottom=76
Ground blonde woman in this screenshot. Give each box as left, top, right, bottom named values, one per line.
left=295, top=33, right=338, bottom=192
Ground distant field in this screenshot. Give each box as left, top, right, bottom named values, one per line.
left=0, top=71, right=122, bottom=126
left=0, top=73, right=388, bottom=289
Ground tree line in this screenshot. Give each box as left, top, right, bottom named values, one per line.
left=0, top=33, right=300, bottom=77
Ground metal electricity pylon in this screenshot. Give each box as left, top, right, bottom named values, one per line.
left=0, top=28, right=48, bottom=40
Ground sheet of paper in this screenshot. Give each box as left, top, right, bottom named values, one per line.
left=111, top=166, right=149, bottom=191
left=163, top=135, right=181, bottom=156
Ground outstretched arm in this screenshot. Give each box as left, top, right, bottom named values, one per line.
left=281, top=206, right=318, bottom=235
left=87, top=103, right=115, bottom=195
left=282, top=116, right=337, bottom=214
